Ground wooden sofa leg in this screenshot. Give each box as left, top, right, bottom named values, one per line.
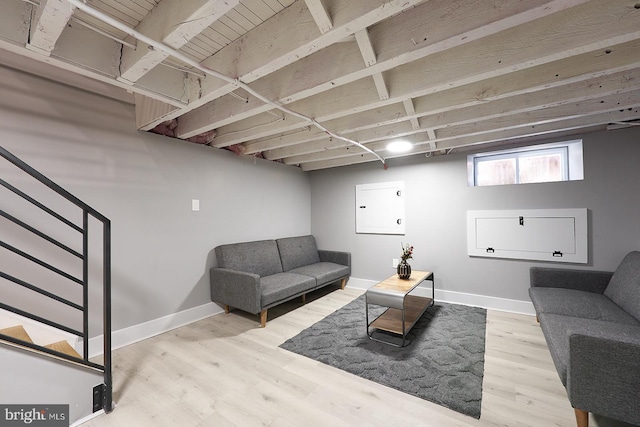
left=260, top=310, right=267, bottom=328
left=340, top=278, right=347, bottom=290
left=224, top=305, right=230, bottom=314
left=301, top=294, right=306, bottom=304
left=574, top=408, right=588, bottom=427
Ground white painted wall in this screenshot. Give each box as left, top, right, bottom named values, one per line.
left=0, top=65, right=311, bottom=338
left=309, top=128, right=640, bottom=313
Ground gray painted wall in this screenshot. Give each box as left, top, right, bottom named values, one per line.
left=0, top=66, right=311, bottom=336
left=2, top=62, right=639, bottom=333
left=310, top=128, right=640, bottom=305
left=0, top=345, right=102, bottom=424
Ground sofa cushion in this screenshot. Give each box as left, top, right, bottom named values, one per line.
left=604, top=251, right=640, bottom=322
left=539, top=313, right=640, bottom=386
left=529, top=287, right=640, bottom=325
left=289, top=262, right=350, bottom=287
left=276, top=235, right=321, bottom=271
left=215, top=240, right=283, bottom=277
left=261, top=272, right=316, bottom=307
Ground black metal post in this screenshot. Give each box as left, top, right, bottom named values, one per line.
left=103, top=218, right=113, bottom=413
left=83, top=210, right=89, bottom=361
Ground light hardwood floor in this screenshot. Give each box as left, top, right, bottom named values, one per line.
left=84, top=287, right=632, bottom=427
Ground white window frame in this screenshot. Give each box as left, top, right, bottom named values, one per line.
left=467, top=140, right=583, bottom=187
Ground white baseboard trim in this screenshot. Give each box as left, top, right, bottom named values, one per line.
left=88, top=302, right=222, bottom=358
left=346, top=277, right=535, bottom=316
left=70, top=408, right=105, bottom=427
left=87, top=277, right=535, bottom=358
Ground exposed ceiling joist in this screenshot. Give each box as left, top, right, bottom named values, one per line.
left=175, top=0, right=588, bottom=138
left=304, top=0, right=332, bottom=34
left=0, top=0, right=639, bottom=171
left=27, top=0, right=75, bottom=55
left=171, top=0, right=425, bottom=137
left=403, top=99, right=421, bottom=131
left=119, top=0, right=240, bottom=84
left=206, top=0, right=615, bottom=148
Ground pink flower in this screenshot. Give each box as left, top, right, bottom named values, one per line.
left=400, top=243, right=414, bottom=262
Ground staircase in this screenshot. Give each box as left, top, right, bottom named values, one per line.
left=0, top=310, right=82, bottom=359
left=0, top=145, right=112, bottom=425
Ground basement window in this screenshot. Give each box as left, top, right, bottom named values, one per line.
left=467, top=140, right=583, bottom=186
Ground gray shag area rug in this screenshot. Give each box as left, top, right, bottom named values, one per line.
left=280, top=295, right=487, bottom=418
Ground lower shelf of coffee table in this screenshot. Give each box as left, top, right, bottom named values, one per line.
left=369, top=295, right=433, bottom=334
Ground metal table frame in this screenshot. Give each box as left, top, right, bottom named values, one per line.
left=366, top=270, right=434, bottom=347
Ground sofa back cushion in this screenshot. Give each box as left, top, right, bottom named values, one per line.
left=604, top=251, right=640, bottom=321
left=277, top=235, right=320, bottom=271
left=215, top=240, right=283, bottom=277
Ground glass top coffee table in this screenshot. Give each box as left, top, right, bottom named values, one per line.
left=366, top=270, right=434, bottom=347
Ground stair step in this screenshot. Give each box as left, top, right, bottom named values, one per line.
left=0, top=325, right=34, bottom=344
left=45, top=340, right=82, bottom=359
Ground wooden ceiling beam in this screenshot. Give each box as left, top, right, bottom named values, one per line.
left=171, top=0, right=425, bottom=137
left=285, top=132, right=429, bottom=165
left=364, top=67, right=640, bottom=144
left=354, top=27, right=389, bottom=100
left=243, top=103, right=409, bottom=155
left=300, top=108, right=640, bottom=171
left=208, top=0, right=630, bottom=147
left=354, top=29, right=375, bottom=66
left=234, top=39, right=640, bottom=153
left=119, top=0, right=240, bottom=84
left=403, top=99, right=420, bottom=130
left=304, top=0, right=333, bottom=34
left=287, top=90, right=640, bottom=165
left=276, top=72, right=640, bottom=161
left=27, top=0, right=75, bottom=55
left=426, top=107, right=640, bottom=152
left=286, top=2, right=640, bottom=124
left=177, top=0, right=585, bottom=138
left=436, top=94, right=640, bottom=140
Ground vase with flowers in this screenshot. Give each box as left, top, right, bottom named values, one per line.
left=397, top=243, right=413, bottom=279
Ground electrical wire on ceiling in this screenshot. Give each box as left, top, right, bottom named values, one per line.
left=65, top=0, right=388, bottom=169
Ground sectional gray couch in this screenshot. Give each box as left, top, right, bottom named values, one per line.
left=210, top=235, right=351, bottom=327
left=529, top=251, right=640, bottom=427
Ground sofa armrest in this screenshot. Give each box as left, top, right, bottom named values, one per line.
left=568, top=332, right=640, bottom=425
left=210, top=268, right=261, bottom=314
left=530, top=267, right=613, bottom=294
left=318, top=250, right=351, bottom=268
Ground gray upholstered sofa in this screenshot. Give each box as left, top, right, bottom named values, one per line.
left=210, top=235, right=350, bottom=327
left=529, top=251, right=640, bottom=427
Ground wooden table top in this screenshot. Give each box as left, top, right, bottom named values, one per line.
left=370, top=270, right=432, bottom=295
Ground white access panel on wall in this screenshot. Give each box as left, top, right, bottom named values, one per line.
left=467, top=208, right=588, bottom=263
left=356, top=181, right=405, bottom=234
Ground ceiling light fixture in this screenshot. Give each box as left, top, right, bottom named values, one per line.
left=387, top=140, right=413, bottom=153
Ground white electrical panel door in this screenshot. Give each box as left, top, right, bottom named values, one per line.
left=356, top=181, right=405, bottom=234
left=468, top=208, right=588, bottom=263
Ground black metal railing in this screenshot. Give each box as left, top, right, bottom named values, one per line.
left=0, top=145, right=112, bottom=413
